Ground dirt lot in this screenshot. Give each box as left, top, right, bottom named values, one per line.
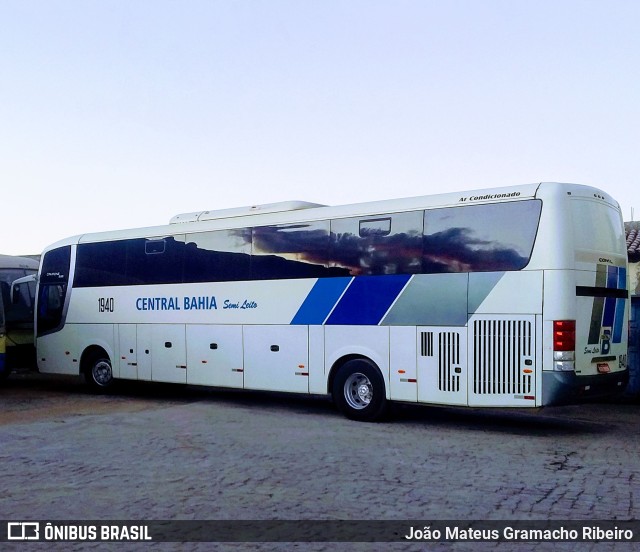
left=0, top=369, right=188, bottom=426
left=2, top=369, right=640, bottom=552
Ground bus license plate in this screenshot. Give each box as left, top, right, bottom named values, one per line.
left=597, top=363, right=610, bottom=374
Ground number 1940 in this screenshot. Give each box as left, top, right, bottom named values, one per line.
left=98, top=297, right=114, bottom=312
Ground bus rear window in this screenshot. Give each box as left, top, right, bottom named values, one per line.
left=423, top=200, right=542, bottom=273
left=571, top=199, right=625, bottom=254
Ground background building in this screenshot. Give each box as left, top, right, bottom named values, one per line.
left=625, top=222, right=640, bottom=398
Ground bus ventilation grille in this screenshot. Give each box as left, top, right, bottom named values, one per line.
left=472, top=319, right=532, bottom=395
left=438, top=331, right=460, bottom=393
left=420, top=331, right=434, bottom=357
left=420, top=331, right=461, bottom=393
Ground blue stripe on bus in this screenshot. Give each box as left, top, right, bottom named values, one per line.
left=613, top=266, right=627, bottom=343
left=290, top=277, right=352, bottom=325
left=602, top=266, right=618, bottom=330
left=325, top=274, right=412, bottom=325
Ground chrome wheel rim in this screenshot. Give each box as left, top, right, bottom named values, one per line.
left=92, top=360, right=112, bottom=386
left=344, top=372, right=373, bottom=410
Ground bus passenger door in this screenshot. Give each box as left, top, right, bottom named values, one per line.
left=186, top=325, right=244, bottom=388
left=417, top=327, right=467, bottom=406
left=151, top=324, right=187, bottom=384
left=118, top=324, right=138, bottom=380
left=243, top=325, right=309, bottom=393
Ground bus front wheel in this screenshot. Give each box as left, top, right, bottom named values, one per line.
left=84, top=352, right=114, bottom=390
left=332, top=359, right=388, bottom=422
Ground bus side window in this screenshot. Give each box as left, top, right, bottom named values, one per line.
left=184, top=228, right=252, bottom=283
left=423, top=201, right=542, bottom=273
left=251, top=221, right=333, bottom=280
left=37, top=284, right=67, bottom=334
left=330, top=211, right=423, bottom=276
left=127, top=236, right=184, bottom=285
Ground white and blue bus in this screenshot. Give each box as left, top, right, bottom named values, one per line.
left=35, top=183, right=628, bottom=420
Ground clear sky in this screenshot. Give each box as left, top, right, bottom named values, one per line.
left=1, top=0, right=639, bottom=255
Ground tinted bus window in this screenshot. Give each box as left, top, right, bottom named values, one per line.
left=0, top=268, right=37, bottom=287
left=330, top=211, right=423, bottom=276
left=184, top=229, right=252, bottom=282
left=75, top=241, right=128, bottom=287
left=422, top=200, right=542, bottom=273
left=40, top=245, right=71, bottom=284
left=251, top=222, right=340, bottom=279
left=76, top=237, right=185, bottom=286
left=125, top=236, right=185, bottom=285
left=38, top=246, right=71, bottom=336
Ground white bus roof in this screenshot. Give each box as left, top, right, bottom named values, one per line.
left=170, top=200, right=327, bottom=224
left=0, top=254, right=39, bottom=270
left=42, top=182, right=618, bottom=249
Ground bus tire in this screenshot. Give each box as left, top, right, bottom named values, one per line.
left=332, top=359, right=388, bottom=422
left=84, top=352, right=114, bottom=390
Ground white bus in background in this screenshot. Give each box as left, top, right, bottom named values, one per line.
left=34, top=183, right=628, bottom=421
left=0, top=254, right=38, bottom=377
left=0, top=254, right=38, bottom=280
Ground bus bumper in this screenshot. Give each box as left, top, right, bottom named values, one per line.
left=542, top=369, right=629, bottom=405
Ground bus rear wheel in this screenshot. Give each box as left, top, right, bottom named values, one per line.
left=84, top=353, right=114, bottom=390
left=332, top=359, right=388, bottom=422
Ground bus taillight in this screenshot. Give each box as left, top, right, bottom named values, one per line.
left=553, top=320, right=575, bottom=371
